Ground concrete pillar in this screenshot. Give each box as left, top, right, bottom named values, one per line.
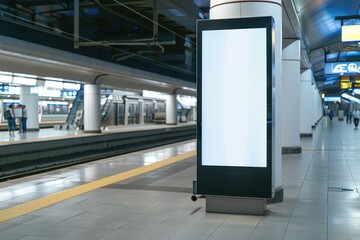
left=0, top=99, right=3, bottom=120
left=318, top=93, right=323, bottom=121
left=317, top=87, right=322, bottom=122
left=282, top=40, right=301, bottom=154
left=210, top=0, right=283, bottom=204
left=313, top=85, right=318, bottom=125
left=84, top=84, right=101, bottom=133
left=139, top=99, right=144, bottom=125
left=124, top=99, right=129, bottom=125
left=300, top=70, right=313, bottom=137
left=20, top=86, right=39, bottom=131
left=166, top=94, right=177, bottom=125
left=312, top=84, right=321, bottom=127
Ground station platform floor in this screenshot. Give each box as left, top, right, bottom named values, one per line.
left=1, top=117, right=360, bottom=239
left=0, top=122, right=195, bottom=146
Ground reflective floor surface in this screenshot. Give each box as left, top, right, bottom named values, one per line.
left=1, top=117, right=360, bottom=239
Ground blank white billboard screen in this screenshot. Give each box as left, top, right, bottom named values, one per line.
left=202, top=28, right=267, bottom=167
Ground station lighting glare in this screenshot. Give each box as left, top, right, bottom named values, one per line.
left=3, top=99, right=20, bottom=103
left=143, top=90, right=167, bottom=99
left=342, top=93, right=360, bottom=104
left=41, top=101, right=67, bottom=105
left=0, top=74, right=12, bottom=83
left=31, top=87, right=61, bottom=97
left=44, top=77, right=63, bottom=81
left=63, top=82, right=81, bottom=90
left=14, top=73, right=37, bottom=78
left=0, top=71, right=12, bottom=75
left=45, top=80, right=64, bottom=89
left=0, top=69, right=82, bottom=94
left=341, top=25, right=360, bottom=43
left=182, top=87, right=196, bottom=92
left=353, top=89, right=360, bottom=95
left=13, top=75, right=37, bottom=86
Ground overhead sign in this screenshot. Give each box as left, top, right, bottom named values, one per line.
left=325, top=61, right=360, bottom=75
left=353, top=83, right=360, bottom=88
left=341, top=82, right=352, bottom=89
left=61, top=90, right=78, bottom=98
left=197, top=17, right=275, bottom=198
left=324, top=96, right=341, bottom=102
left=340, top=76, right=351, bottom=89
left=342, top=25, right=360, bottom=42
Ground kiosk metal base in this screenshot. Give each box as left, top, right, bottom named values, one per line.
left=206, top=196, right=267, bottom=215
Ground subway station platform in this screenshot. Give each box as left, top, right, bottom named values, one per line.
left=1, top=117, right=360, bottom=239
left=0, top=123, right=196, bottom=146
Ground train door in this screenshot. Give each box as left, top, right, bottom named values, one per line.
left=127, top=101, right=140, bottom=125
left=117, top=102, right=125, bottom=125
left=143, top=100, right=154, bottom=124
left=156, top=101, right=166, bottom=114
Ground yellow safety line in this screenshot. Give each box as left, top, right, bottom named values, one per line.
left=0, top=150, right=196, bottom=223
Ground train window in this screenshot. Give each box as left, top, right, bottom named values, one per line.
left=128, top=102, right=140, bottom=125
left=157, top=104, right=165, bottom=113
left=42, top=105, right=49, bottom=114
left=144, top=103, right=154, bottom=124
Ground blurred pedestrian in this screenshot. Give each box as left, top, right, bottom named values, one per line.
left=16, top=104, right=23, bottom=133
left=5, top=105, right=16, bottom=138
left=347, top=110, right=352, bottom=124
left=329, top=110, right=334, bottom=121
left=353, top=110, right=360, bottom=128
left=21, top=105, right=27, bottom=133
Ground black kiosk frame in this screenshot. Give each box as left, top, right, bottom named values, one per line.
left=196, top=17, right=275, bottom=199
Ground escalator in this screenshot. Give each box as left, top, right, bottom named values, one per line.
left=65, top=85, right=84, bottom=130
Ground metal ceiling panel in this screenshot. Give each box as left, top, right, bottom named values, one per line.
left=294, top=0, right=359, bottom=50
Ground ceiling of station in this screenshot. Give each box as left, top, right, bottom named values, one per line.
left=0, top=0, right=359, bottom=94
left=288, top=0, right=360, bottom=94
left=0, top=0, right=202, bottom=84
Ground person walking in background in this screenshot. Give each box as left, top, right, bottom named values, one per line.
left=353, top=109, right=360, bottom=128
left=5, top=105, right=16, bottom=138
left=346, top=110, right=352, bottom=124
left=21, top=105, right=27, bottom=133
left=329, top=109, right=334, bottom=121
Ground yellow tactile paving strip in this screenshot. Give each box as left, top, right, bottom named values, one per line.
left=0, top=150, right=196, bottom=223
left=303, top=148, right=328, bottom=151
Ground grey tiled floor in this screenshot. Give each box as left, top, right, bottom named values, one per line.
left=1, top=117, right=360, bottom=239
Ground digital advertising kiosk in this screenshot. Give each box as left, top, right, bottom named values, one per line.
left=196, top=17, right=275, bottom=215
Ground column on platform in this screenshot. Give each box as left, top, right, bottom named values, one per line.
left=317, top=91, right=323, bottom=122
left=316, top=86, right=322, bottom=122
left=84, top=84, right=101, bottom=133
left=313, top=85, right=318, bottom=126
left=166, top=94, right=177, bottom=125
left=300, top=70, right=313, bottom=137
left=20, top=86, right=39, bottom=131
left=210, top=0, right=283, bottom=201
left=139, top=99, right=144, bottom=125
left=282, top=40, right=301, bottom=154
